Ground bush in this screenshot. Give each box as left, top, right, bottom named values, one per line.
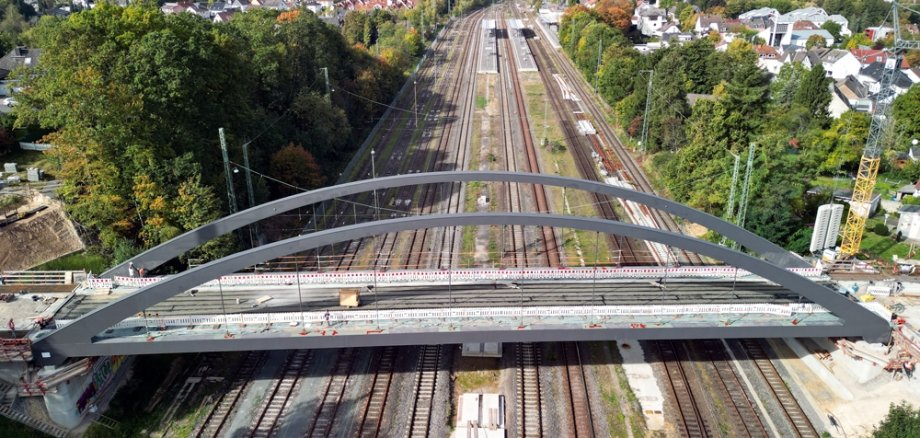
left=873, top=223, right=891, bottom=236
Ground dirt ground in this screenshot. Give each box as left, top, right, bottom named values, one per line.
left=771, top=337, right=920, bottom=437
left=0, top=193, right=83, bottom=270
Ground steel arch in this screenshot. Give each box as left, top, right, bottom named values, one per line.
left=34, top=213, right=888, bottom=365
left=103, top=171, right=806, bottom=278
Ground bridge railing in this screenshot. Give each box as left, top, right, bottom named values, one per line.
left=56, top=302, right=830, bottom=332
left=83, top=266, right=823, bottom=290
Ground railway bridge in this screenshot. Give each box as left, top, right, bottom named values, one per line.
left=29, top=172, right=890, bottom=366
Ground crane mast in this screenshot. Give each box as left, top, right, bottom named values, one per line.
left=839, top=1, right=919, bottom=258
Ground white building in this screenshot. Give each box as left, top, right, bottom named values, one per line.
left=453, top=393, right=505, bottom=438
left=810, top=203, right=844, bottom=253
left=898, top=205, right=920, bottom=241
left=633, top=4, right=670, bottom=37
left=766, top=7, right=851, bottom=47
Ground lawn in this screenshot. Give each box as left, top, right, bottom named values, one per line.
left=33, top=251, right=110, bottom=274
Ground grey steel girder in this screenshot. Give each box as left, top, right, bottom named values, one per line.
left=34, top=213, right=888, bottom=365
left=103, top=171, right=806, bottom=278
left=59, top=325, right=879, bottom=358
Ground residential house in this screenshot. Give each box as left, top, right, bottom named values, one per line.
left=633, top=5, right=669, bottom=37
left=858, top=62, right=915, bottom=97
left=0, top=47, right=40, bottom=97
left=864, top=26, right=894, bottom=42
left=755, top=44, right=782, bottom=75
left=739, top=7, right=778, bottom=21
left=808, top=48, right=860, bottom=79
left=833, top=75, right=873, bottom=113
left=212, top=10, right=236, bottom=23
left=780, top=27, right=835, bottom=49
left=161, top=2, right=209, bottom=17
left=304, top=1, right=322, bottom=13
left=898, top=205, right=920, bottom=241
left=765, top=7, right=850, bottom=47
left=851, top=48, right=890, bottom=66
left=694, top=14, right=723, bottom=35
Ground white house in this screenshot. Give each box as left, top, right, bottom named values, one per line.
left=898, top=205, right=920, bottom=241
left=858, top=62, right=915, bottom=97
left=765, top=7, right=851, bottom=47
left=834, top=75, right=873, bottom=113
left=811, top=48, right=861, bottom=80
left=755, top=45, right=783, bottom=75
left=694, top=15, right=723, bottom=35
left=633, top=5, right=669, bottom=37
left=739, top=7, right=778, bottom=21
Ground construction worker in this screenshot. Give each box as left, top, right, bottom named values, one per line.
left=128, top=262, right=137, bottom=277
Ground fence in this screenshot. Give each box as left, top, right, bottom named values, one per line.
left=1, top=271, right=83, bottom=285
left=18, top=142, right=52, bottom=151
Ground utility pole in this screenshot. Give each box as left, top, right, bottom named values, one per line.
left=542, top=94, right=548, bottom=147
left=371, top=149, right=380, bottom=221
left=594, top=37, right=603, bottom=94
left=219, top=128, right=238, bottom=214
left=241, top=141, right=258, bottom=247
left=241, top=142, right=256, bottom=209
left=721, top=152, right=741, bottom=247
left=734, top=143, right=756, bottom=248
left=639, top=70, right=654, bottom=153
left=320, top=67, right=331, bottom=102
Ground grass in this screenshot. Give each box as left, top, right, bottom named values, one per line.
left=0, top=417, right=52, bottom=437
left=33, top=251, right=109, bottom=273
left=0, top=193, right=24, bottom=210
left=476, top=95, right=487, bottom=109
left=0, top=149, right=58, bottom=178
left=84, top=355, right=179, bottom=437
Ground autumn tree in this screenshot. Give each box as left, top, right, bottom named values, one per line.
left=594, top=0, right=633, bottom=31
left=270, top=143, right=326, bottom=197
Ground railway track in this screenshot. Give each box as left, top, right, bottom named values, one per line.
left=407, top=345, right=442, bottom=438
left=332, top=12, right=483, bottom=271
left=404, top=9, right=482, bottom=271
left=517, top=3, right=702, bottom=266
left=741, top=340, right=819, bottom=438
left=515, top=343, right=544, bottom=437
left=356, top=346, right=397, bottom=438
left=697, top=340, right=769, bottom=437
left=249, top=350, right=312, bottom=437
left=193, top=351, right=266, bottom=438
left=655, top=341, right=709, bottom=438
left=518, top=7, right=651, bottom=266
left=308, top=348, right=356, bottom=437
left=560, top=343, right=595, bottom=438
left=499, top=14, right=559, bottom=268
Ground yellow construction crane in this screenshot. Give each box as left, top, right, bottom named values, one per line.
left=839, top=0, right=920, bottom=258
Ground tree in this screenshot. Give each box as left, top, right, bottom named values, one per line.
left=722, top=59, right=770, bottom=148
left=771, top=62, right=807, bottom=109
left=269, top=143, right=326, bottom=197
left=805, top=34, right=827, bottom=49
left=845, top=33, right=873, bottom=49
left=594, top=0, right=633, bottom=31
left=821, top=21, right=842, bottom=43
left=874, top=401, right=920, bottom=438
left=893, top=85, right=920, bottom=141
left=793, top=64, right=831, bottom=122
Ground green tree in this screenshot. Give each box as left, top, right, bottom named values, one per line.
left=893, top=85, right=920, bottom=141
left=821, top=21, right=842, bottom=43
left=874, top=401, right=920, bottom=438
left=771, top=62, right=807, bottom=109
left=793, top=64, right=831, bottom=122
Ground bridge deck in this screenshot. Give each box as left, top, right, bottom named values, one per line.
left=55, top=280, right=812, bottom=321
